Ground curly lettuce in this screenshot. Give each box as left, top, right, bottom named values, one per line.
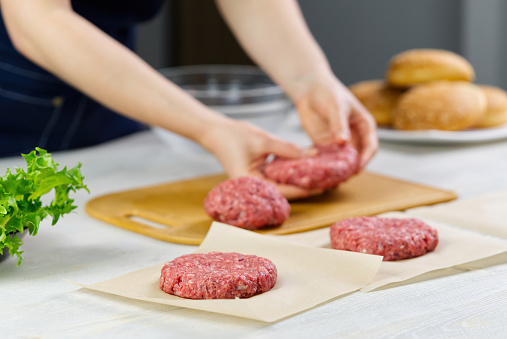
left=0, top=148, right=88, bottom=266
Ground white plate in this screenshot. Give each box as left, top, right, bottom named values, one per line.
left=377, top=124, right=507, bottom=144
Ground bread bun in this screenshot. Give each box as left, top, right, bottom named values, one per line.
left=386, top=49, right=475, bottom=87
left=349, top=80, right=404, bottom=126
left=474, top=85, right=507, bottom=128
left=392, top=81, right=486, bottom=131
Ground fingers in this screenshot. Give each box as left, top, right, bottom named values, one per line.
left=223, top=158, right=249, bottom=179
left=225, top=136, right=305, bottom=181
left=328, top=97, right=351, bottom=144
left=351, top=103, right=378, bottom=170
left=296, top=98, right=332, bottom=145
left=248, top=169, right=324, bottom=200
left=360, top=133, right=378, bottom=170
left=231, top=164, right=321, bottom=200
left=278, top=185, right=325, bottom=201
left=263, top=135, right=306, bottom=159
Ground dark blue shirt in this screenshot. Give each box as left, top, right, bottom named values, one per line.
left=0, top=0, right=164, bottom=157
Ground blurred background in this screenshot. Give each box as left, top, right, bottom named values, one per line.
left=135, top=0, right=506, bottom=89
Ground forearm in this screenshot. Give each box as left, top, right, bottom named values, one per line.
left=1, top=0, right=228, bottom=143
left=215, top=0, right=335, bottom=101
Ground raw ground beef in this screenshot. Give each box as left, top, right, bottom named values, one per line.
left=330, top=216, right=438, bottom=261
left=204, top=176, right=290, bottom=230
left=159, top=252, right=277, bottom=299
left=262, top=143, right=359, bottom=190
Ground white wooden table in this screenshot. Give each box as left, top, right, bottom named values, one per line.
left=2, top=116, right=507, bottom=339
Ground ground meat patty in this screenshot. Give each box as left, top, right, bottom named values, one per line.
left=330, top=217, right=438, bottom=261
left=159, top=252, right=277, bottom=299
left=204, top=176, right=290, bottom=230
left=262, top=143, right=359, bottom=190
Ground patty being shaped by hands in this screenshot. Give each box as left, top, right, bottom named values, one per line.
left=262, top=144, right=359, bottom=190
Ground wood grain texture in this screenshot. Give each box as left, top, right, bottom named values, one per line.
left=85, top=172, right=457, bottom=245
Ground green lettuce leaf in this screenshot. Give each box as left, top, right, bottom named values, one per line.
left=0, top=147, right=88, bottom=266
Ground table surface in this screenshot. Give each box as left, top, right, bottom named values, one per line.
left=2, top=114, right=507, bottom=339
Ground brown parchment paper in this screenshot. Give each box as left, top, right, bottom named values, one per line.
left=276, top=211, right=507, bottom=292
left=406, top=190, right=507, bottom=239
left=70, top=222, right=382, bottom=322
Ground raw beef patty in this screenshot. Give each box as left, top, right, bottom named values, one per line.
left=330, top=216, right=438, bottom=261
left=262, top=144, right=359, bottom=190
left=159, top=252, right=277, bottom=299
left=204, top=176, right=290, bottom=230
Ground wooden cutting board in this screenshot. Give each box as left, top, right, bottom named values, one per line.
left=85, top=172, right=457, bottom=245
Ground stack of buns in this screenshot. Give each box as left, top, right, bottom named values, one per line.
left=350, top=49, right=507, bottom=131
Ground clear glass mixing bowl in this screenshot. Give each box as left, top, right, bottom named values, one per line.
left=153, top=65, right=293, bottom=153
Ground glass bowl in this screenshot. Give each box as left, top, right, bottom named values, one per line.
left=153, top=65, right=293, bottom=153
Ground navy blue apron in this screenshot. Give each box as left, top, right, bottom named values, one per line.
left=0, top=0, right=164, bottom=157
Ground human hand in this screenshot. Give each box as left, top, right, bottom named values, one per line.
left=200, top=118, right=323, bottom=200
left=294, top=76, right=378, bottom=170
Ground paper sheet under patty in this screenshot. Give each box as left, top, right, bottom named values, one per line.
left=70, top=222, right=382, bottom=322
left=406, top=190, right=507, bottom=239
left=277, top=211, right=507, bottom=292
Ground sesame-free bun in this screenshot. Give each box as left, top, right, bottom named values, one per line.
left=386, top=49, right=475, bottom=87
left=474, top=85, right=507, bottom=128
left=392, top=81, right=486, bottom=131
left=349, top=80, right=404, bottom=126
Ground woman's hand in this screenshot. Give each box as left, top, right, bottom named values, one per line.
left=200, top=118, right=323, bottom=200
left=215, top=0, right=378, bottom=170
left=294, top=76, right=378, bottom=171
